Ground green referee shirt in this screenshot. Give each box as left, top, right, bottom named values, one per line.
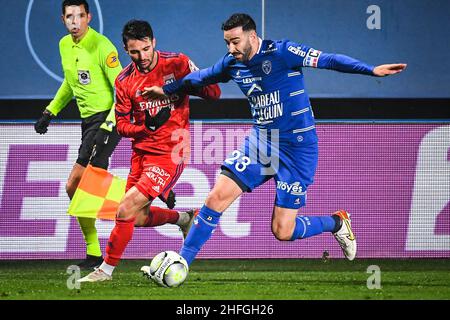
left=46, top=27, right=122, bottom=125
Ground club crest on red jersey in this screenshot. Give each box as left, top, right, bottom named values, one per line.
left=163, top=73, right=176, bottom=85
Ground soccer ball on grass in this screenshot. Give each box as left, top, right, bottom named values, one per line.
left=145, top=251, right=189, bottom=287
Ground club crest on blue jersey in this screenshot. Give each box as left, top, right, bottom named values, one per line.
left=262, top=60, right=272, bottom=74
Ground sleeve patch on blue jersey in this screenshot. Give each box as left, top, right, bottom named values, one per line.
left=303, top=49, right=322, bottom=67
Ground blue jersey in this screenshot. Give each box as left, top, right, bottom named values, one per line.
left=164, top=39, right=374, bottom=144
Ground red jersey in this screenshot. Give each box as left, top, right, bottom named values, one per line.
left=114, top=51, right=220, bottom=156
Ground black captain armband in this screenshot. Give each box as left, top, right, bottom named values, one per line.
left=144, top=108, right=171, bottom=131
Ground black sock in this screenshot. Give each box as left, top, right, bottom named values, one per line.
left=331, top=215, right=342, bottom=233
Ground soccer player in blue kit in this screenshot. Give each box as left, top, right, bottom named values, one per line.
left=144, top=13, right=407, bottom=266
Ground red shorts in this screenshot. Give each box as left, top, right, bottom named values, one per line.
left=126, top=151, right=185, bottom=201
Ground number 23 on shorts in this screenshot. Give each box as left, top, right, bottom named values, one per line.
left=224, top=150, right=251, bottom=172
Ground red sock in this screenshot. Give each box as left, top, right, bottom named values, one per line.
left=142, top=206, right=179, bottom=227
left=105, top=217, right=135, bottom=266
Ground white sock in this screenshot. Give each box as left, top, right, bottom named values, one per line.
left=176, top=211, right=188, bottom=226
left=99, top=261, right=115, bottom=276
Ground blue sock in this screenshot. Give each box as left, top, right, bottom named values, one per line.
left=290, top=216, right=337, bottom=240
left=180, top=205, right=222, bottom=265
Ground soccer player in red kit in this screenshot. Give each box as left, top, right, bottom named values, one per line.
left=78, top=19, right=220, bottom=282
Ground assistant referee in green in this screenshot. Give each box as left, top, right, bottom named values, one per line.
left=34, top=0, right=122, bottom=269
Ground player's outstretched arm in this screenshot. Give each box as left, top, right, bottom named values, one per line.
left=142, top=86, right=167, bottom=100
left=372, top=63, right=407, bottom=77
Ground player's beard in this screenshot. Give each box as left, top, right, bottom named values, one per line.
left=138, top=60, right=151, bottom=71
left=137, top=51, right=156, bottom=73
left=234, top=40, right=253, bottom=62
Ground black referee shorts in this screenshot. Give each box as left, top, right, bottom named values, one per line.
left=76, top=110, right=121, bottom=170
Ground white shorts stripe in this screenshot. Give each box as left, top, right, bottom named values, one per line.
left=293, top=125, right=315, bottom=133
left=288, top=71, right=301, bottom=77
left=289, top=89, right=305, bottom=97
left=291, top=107, right=310, bottom=116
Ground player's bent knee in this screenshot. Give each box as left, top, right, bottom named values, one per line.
left=204, top=190, right=227, bottom=211
left=116, top=202, right=136, bottom=220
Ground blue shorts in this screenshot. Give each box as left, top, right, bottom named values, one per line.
left=221, top=130, right=318, bottom=209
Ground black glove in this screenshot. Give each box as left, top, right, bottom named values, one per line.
left=92, top=121, right=114, bottom=157
left=165, top=190, right=176, bottom=209
left=144, top=107, right=171, bottom=131
left=34, top=110, right=53, bottom=134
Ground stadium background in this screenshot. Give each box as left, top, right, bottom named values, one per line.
left=0, top=0, right=448, bottom=260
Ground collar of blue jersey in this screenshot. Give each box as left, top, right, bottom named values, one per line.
left=256, top=37, right=263, bottom=55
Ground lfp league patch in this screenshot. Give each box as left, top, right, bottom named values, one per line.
left=78, top=70, right=91, bottom=85
left=106, top=52, right=119, bottom=68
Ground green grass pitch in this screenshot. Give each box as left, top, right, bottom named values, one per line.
left=0, top=259, right=449, bottom=300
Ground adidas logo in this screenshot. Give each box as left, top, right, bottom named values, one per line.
left=152, top=185, right=160, bottom=192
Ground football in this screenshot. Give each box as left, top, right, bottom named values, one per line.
left=149, top=251, right=189, bottom=288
